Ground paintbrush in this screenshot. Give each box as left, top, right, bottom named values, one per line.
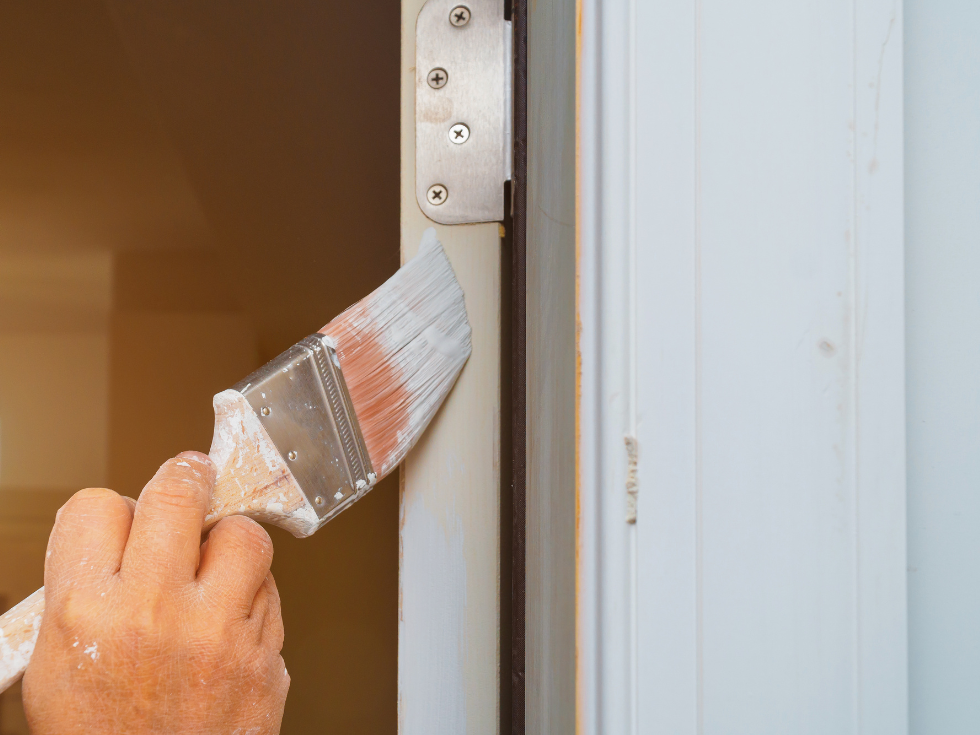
left=0, top=229, right=470, bottom=693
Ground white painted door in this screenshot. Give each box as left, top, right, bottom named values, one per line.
left=578, top=0, right=907, bottom=733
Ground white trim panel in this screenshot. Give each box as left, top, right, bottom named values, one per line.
left=577, top=0, right=907, bottom=732
left=399, top=0, right=502, bottom=732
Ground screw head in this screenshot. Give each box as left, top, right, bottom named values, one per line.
left=315, top=495, right=325, bottom=506
left=427, top=67, right=448, bottom=89
left=426, top=184, right=448, bottom=205
left=449, top=5, right=470, bottom=26
left=287, top=450, right=298, bottom=461
left=449, top=123, right=470, bottom=144
left=260, top=406, right=271, bottom=416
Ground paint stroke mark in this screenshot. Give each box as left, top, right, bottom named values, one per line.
left=398, top=494, right=467, bottom=735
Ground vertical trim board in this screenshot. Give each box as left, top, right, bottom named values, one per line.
left=399, top=0, right=503, bottom=732
left=906, top=2, right=980, bottom=731
left=525, top=0, right=577, bottom=732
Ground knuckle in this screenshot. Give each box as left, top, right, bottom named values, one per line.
left=48, top=586, right=114, bottom=639
left=265, top=577, right=282, bottom=608
left=166, top=454, right=216, bottom=486
left=222, top=516, right=273, bottom=557
left=52, top=489, right=131, bottom=544
left=140, top=483, right=204, bottom=513
left=56, top=589, right=92, bottom=629
left=61, top=487, right=122, bottom=516
left=111, top=595, right=175, bottom=647
left=269, top=622, right=286, bottom=653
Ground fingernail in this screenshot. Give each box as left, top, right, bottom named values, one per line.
left=176, top=451, right=212, bottom=467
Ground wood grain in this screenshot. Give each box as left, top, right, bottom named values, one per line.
left=0, top=390, right=318, bottom=695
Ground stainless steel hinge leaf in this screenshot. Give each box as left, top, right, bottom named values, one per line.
left=416, top=0, right=513, bottom=224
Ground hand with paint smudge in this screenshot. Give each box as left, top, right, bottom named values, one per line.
left=22, top=451, right=289, bottom=734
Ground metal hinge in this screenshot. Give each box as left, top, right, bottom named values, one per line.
left=416, top=0, right=513, bottom=224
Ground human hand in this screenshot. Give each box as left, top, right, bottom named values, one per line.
left=22, top=451, right=289, bottom=734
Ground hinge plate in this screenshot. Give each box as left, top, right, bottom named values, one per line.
left=416, top=0, right=512, bottom=224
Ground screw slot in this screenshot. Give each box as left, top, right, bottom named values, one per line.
left=449, top=5, right=470, bottom=26
left=260, top=406, right=271, bottom=416
left=426, top=184, right=448, bottom=205
left=427, top=67, right=448, bottom=89
left=287, top=450, right=298, bottom=461
left=449, top=123, right=470, bottom=144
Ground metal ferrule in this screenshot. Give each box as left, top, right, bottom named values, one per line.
left=232, top=334, right=375, bottom=521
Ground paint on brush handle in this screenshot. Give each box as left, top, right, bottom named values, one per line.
left=0, top=588, right=44, bottom=692
left=206, top=389, right=320, bottom=538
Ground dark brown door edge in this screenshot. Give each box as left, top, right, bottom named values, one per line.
left=504, top=0, right=528, bottom=732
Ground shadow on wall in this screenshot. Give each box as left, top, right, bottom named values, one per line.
left=0, top=2, right=400, bottom=733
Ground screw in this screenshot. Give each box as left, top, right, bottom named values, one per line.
left=260, top=406, right=271, bottom=416
left=449, top=5, right=470, bottom=26
left=427, top=67, right=448, bottom=89
left=427, top=184, right=448, bottom=205
left=315, top=495, right=324, bottom=506
left=287, top=450, right=298, bottom=461
left=449, top=123, right=470, bottom=144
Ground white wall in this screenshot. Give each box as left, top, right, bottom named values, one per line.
left=905, top=2, right=980, bottom=731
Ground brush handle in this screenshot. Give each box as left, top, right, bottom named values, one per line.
left=0, top=390, right=319, bottom=694
left=0, top=588, right=44, bottom=693
left=203, top=389, right=320, bottom=538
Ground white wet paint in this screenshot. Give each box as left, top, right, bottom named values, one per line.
left=399, top=494, right=467, bottom=735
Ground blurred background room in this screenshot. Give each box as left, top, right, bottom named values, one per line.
left=0, top=2, right=400, bottom=733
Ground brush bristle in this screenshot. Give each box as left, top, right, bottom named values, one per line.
left=320, top=229, right=471, bottom=479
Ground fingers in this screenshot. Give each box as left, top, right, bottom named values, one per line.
left=121, top=452, right=216, bottom=585
left=45, top=488, right=135, bottom=595
left=196, top=516, right=274, bottom=617
left=249, top=573, right=285, bottom=651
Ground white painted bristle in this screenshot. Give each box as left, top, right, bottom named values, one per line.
left=321, top=229, right=471, bottom=479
